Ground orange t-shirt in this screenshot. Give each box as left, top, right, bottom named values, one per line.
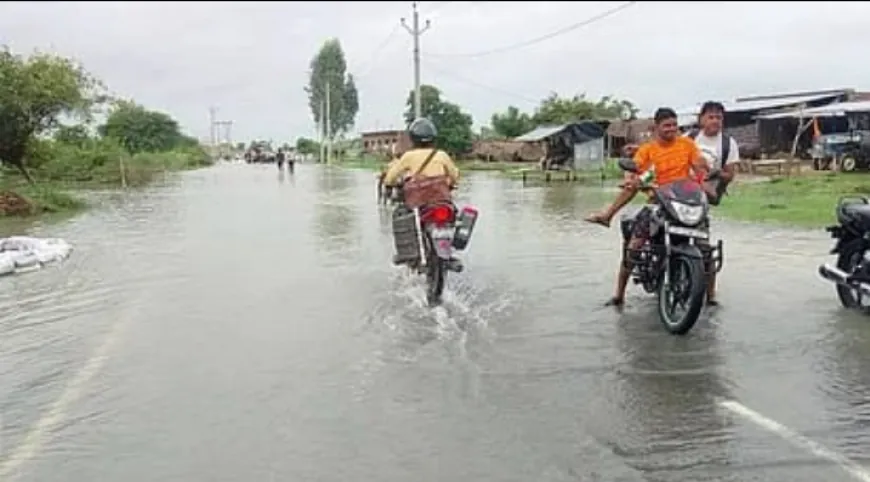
left=633, top=136, right=701, bottom=185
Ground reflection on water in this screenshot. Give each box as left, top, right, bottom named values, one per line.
left=612, top=312, right=737, bottom=480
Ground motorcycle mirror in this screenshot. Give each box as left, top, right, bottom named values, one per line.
left=617, top=157, right=639, bottom=173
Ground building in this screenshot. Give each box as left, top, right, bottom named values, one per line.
left=361, top=129, right=411, bottom=158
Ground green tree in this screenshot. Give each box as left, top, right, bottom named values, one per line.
left=235, top=142, right=246, bottom=151
left=0, top=47, right=103, bottom=182
left=98, top=100, right=186, bottom=153
left=532, top=93, right=638, bottom=125
left=295, top=137, right=320, bottom=155
left=403, top=84, right=474, bottom=156
left=304, top=39, right=359, bottom=143
left=490, top=105, right=535, bottom=138
left=54, top=124, right=92, bottom=146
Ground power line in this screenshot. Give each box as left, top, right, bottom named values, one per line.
left=423, top=59, right=539, bottom=104
left=354, top=23, right=403, bottom=79
left=426, top=1, right=637, bottom=59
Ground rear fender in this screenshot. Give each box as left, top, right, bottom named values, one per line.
left=427, top=225, right=454, bottom=260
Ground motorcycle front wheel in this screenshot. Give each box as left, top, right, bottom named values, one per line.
left=657, top=254, right=706, bottom=335
left=835, top=246, right=870, bottom=312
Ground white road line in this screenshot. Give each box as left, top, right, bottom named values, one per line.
left=0, top=319, right=128, bottom=482
left=719, top=399, right=870, bottom=482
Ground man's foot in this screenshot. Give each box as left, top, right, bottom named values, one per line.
left=446, top=258, right=464, bottom=273
left=706, top=298, right=719, bottom=307
left=605, top=297, right=624, bottom=307
left=584, top=212, right=611, bottom=228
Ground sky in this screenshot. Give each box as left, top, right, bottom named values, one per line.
left=1, top=1, right=868, bottom=144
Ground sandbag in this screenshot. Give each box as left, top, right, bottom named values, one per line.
left=0, top=252, right=16, bottom=275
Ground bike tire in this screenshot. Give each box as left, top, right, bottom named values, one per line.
left=657, top=254, right=705, bottom=335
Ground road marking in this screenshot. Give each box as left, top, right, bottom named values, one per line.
left=719, top=399, right=870, bottom=482
left=0, top=319, right=127, bottom=482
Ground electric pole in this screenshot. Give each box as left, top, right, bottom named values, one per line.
left=325, top=79, right=332, bottom=165
left=318, top=99, right=326, bottom=163
left=402, top=2, right=430, bottom=120
left=209, top=106, right=217, bottom=156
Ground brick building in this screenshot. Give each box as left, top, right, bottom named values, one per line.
left=361, top=129, right=411, bottom=158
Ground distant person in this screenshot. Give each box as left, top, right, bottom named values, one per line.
left=685, top=101, right=740, bottom=306
left=276, top=148, right=286, bottom=169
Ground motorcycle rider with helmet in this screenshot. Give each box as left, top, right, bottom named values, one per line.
left=382, top=117, right=461, bottom=269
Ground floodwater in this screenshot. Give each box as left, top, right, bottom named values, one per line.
left=2, top=163, right=870, bottom=482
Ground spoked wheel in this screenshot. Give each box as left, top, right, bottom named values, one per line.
left=424, top=237, right=447, bottom=306
left=835, top=248, right=870, bottom=312
left=657, top=254, right=706, bottom=335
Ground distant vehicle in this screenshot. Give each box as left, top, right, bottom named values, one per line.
left=811, top=130, right=870, bottom=172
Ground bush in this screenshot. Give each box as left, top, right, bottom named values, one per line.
left=23, top=138, right=212, bottom=186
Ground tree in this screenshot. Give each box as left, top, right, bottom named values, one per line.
left=54, top=125, right=92, bottom=146
left=491, top=105, right=535, bottom=138
left=295, top=137, right=320, bottom=155
left=304, top=39, right=359, bottom=140
left=98, top=100, right=186, bottom=154
left=532, top=93, right=638, bottom=125
left=235, top=142, right=246, bottom=151
left=0, top=47, right=103, bottom=182
left=403, top=84, right=474, bottom=156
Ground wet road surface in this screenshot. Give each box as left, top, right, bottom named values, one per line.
left=2, top=163, right=870, bottom=481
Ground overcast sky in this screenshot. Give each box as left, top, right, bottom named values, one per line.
left=1, top=1, right=867, bottom=143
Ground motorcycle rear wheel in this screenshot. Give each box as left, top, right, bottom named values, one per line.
left=424, top=237, right=446, bottom=306
left=657, top=254, right=705, bottom=335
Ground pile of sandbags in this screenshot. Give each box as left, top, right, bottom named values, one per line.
left=0, top=236, right=73, bottom=275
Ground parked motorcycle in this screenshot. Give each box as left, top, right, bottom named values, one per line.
left=616, top=158, right=725, bottom=335
left=391, top=187, right=478, bottom=306
left=818, top=196, right=870, bottom=310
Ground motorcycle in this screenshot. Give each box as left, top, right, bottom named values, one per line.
left=391, top=185, right=478, bottom=306
left=616, top=157, right=725, bottom=335
left=818, top=196, right=870, bottom=311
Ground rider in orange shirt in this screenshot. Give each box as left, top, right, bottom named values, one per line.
left=585, top=107, right=712, bottom=307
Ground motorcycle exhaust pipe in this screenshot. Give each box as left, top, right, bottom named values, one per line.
left=819, top=263, right=870, bottom=297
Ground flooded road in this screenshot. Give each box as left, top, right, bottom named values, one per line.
left=2, top=163, right=870, bottom=482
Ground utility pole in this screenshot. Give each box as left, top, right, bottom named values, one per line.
left=325, top=79, right=332, bottom=165
left=402, top=2, right=430, bottom=120
left=318, top=99, right=326, bottom=163
left=208, top=106, right=217, bottom=158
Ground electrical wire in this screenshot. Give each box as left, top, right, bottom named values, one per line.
left=353, top=23, right=404, bottom=79
left=426, top=1, right=636, bottom=59
left=423, top=59, right=539, bottom=104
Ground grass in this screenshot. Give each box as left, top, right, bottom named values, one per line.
left=0, top=141, right=213, bottom=218
left=716, top=172, right=863, bottom=228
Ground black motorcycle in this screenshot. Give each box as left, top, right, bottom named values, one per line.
left=616, top=158, right=724, bottom=335
left=818, top=196, right=870, bottom=310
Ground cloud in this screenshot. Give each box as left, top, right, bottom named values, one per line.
left=1, top=1, right=867, bottom=142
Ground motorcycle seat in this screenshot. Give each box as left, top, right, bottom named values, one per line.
left=840, top=202, right=870, bottom=228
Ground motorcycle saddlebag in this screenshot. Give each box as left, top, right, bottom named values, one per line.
left=392, top=206, right=421, bottom=263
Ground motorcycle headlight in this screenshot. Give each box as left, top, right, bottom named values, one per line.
left=671, top=202, right=704, bottom=226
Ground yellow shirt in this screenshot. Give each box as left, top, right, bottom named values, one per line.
left=383, top=148, right=460, bottom=186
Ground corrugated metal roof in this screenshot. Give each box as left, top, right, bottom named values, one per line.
left=756, top=100, right=870, bottom=120
left=676, top=92, right=844, bottom=118
left=512, top=124, right=567, bottom=142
